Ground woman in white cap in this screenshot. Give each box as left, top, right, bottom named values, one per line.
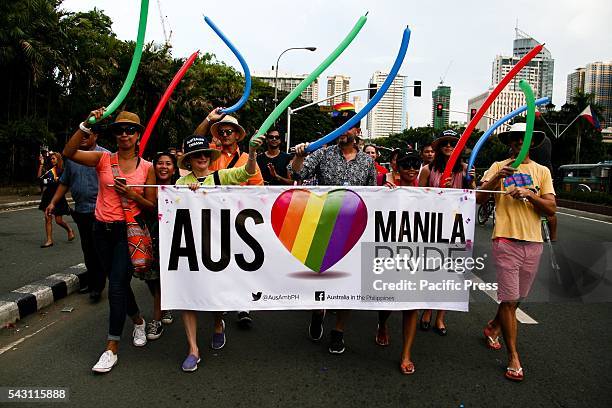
left=176, top=133, right=265, bottom=372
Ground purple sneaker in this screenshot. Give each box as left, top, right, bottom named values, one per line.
left=211, top=320, right=226, bottom=350
left=181, top=354, right=201, bottom=372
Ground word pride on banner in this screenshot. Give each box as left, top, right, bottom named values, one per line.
left=159, top=186, right=476, bottom=311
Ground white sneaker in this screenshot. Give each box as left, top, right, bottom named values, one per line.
left=92, top=350, right=118, bottom=373
left=133, top=319, right=147, bottom=347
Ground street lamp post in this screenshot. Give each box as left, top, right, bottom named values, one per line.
left=274, top=47, right=316, bottom=109
left=286, top=83, right=422, bottom=152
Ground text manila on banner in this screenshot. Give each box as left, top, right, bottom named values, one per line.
left=159, top=186, right=476, bottom=311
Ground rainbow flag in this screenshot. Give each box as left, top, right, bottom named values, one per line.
left=333, top=102, right=355, bottom=112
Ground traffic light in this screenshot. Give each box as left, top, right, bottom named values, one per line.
left=413, top=80, right=421, bottom=97
left=470, top=108, right=477, bottom=120
left=436, top=103, right=444, bottom=117
left=368, top=83, right=377, bottom=100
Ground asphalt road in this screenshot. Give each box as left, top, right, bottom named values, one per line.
left=0, top=206, right=611, bottom=407
left=0, top=207, right=82, bottom=293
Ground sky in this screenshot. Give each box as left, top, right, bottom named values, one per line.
left=62, top=0, right=612, bottom=128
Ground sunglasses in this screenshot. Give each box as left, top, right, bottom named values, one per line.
left=440, top=141, right=456, bottom=148
left=398, top=160, right=421, bottom=170
left=267, top=136, right=281, bottom=140
left=218, top=129, right=234, bottom=136
left=112, top=125, right=139, bottom=136
left=191, top=151, right=210, bottom=159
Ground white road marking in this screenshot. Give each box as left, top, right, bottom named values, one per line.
left=0, top=320, right=58, bottom=356
left=470, top=275, right=539, bottom=324
left=0, top=206, right=38, bottom=213
left=557, top=211, right=612, bottom=226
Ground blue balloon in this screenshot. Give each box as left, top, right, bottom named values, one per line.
left=204, top=16, right=252, bottom=114
left=466, top=96, right=550, bottom=181
left=305, top=26, right=411, bottom=153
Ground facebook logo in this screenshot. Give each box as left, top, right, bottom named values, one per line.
left=314, top=291, right=326, bottom=301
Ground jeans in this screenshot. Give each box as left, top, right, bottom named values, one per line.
left=72, top=212, right=106, bottom=293
left=93, top=220, right=140, bottom=341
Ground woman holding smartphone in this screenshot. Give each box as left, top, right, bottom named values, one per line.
left=63, top=108, right=156, bottom=374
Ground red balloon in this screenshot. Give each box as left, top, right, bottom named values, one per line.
left=139, top=50, right=199, bottom=157
left=440, top=44, right=543, bottom=186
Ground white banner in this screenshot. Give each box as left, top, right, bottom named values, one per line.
left=159, top=186, right=476, bottom=311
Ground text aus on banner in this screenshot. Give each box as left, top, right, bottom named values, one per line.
left=158, top=186, right=477, bottom=311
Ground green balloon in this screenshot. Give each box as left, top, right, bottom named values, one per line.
left=89, top=0, right=149, bottom=123
left=511, top=80, right=536, bottom=168
left=250, top=13, right=368, bottom=145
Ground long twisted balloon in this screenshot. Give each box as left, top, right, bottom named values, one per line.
left=139, top=51, right=199, bottom=157
left=511, top=80, right=536, bottom=168
left=306, top=26, right=411, bottom=153
left=440, top=44, right=544, bottom=186
left=250, top=13, right=369, bottom=146
left=89, top=0, right=149, bottom=123
left=204, top=16, right=251, bottom=114
left=465, top=96, right=549, bottom=180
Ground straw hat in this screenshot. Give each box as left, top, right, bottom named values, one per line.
left=210, top=116, right=246, bottom=142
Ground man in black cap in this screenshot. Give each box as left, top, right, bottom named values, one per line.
left=290, top=106, right=376, bottom=355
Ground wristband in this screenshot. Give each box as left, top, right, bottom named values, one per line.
left=79, top=122, right=92, bottom=134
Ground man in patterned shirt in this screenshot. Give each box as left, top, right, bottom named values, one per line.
left=290, top=109, right=376, bottom=354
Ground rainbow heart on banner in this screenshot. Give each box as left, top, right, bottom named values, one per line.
left=271, top=189, right=368, bottom=273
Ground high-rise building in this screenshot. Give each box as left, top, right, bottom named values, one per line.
left=584, top=61, right=612, bottom=128
left=468, top=26, right=553, bottom=133
left=491, top=28, right=554, bottom=99
left=563, top=62, right=612, bottom=128
left=432, top=85, right=451, bottom=129
left=366, top=71, right=407, bottom=138
left=566, top=67, right=586, bottom=104
left=468, top=88, right=527, bottom=133
left=326, top=75, right=350, bottom=105
left=253, top=69, right=319, bottom=102
left=352, top=96, right=365, bottom=131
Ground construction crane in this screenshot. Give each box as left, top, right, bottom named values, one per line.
left=156, top=0, right=173, bottom=47
left=439, top=60, right=453, bottom=85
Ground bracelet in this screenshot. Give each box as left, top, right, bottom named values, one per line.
left=79, top=122, right=92, bottom=134
left=248, top=156, right=257, bottom=161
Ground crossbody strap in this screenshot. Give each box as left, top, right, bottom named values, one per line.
left=226, top=152, right=240, bottom=169
left=212, top=170, right=221, bottom=186
left=109, top=153, right=131, bottom=215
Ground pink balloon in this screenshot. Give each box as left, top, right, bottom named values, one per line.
left=139, top=50, right=199, bottom=157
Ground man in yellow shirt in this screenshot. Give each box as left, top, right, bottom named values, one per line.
left=476, top=122, right=556, bottom=382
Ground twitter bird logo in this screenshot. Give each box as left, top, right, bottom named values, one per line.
left=252, top=292, right=262, bottom=301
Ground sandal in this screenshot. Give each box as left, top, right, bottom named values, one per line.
left=483, top=323, right=502, bottom=350
left=505, top=366, right=524, bottom=382
left=375, top=324, right=390, bottom=346
left=400, top=361, right=415, bottom=375
left=419, top=313, right=431, bottom=331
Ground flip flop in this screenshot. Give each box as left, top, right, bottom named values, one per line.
left=505, top=366, right=524, bottom=382
left=375, top=324, right=390, bottom=346
left=400, top=361, right=415, bottom=375
left=483, top=324, right=502, bottom=350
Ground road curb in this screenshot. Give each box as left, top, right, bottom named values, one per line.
left=0, top=264, right=86, bottom=327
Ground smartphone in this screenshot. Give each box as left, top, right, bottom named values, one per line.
left=114, top=177, right=127, bottom=185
